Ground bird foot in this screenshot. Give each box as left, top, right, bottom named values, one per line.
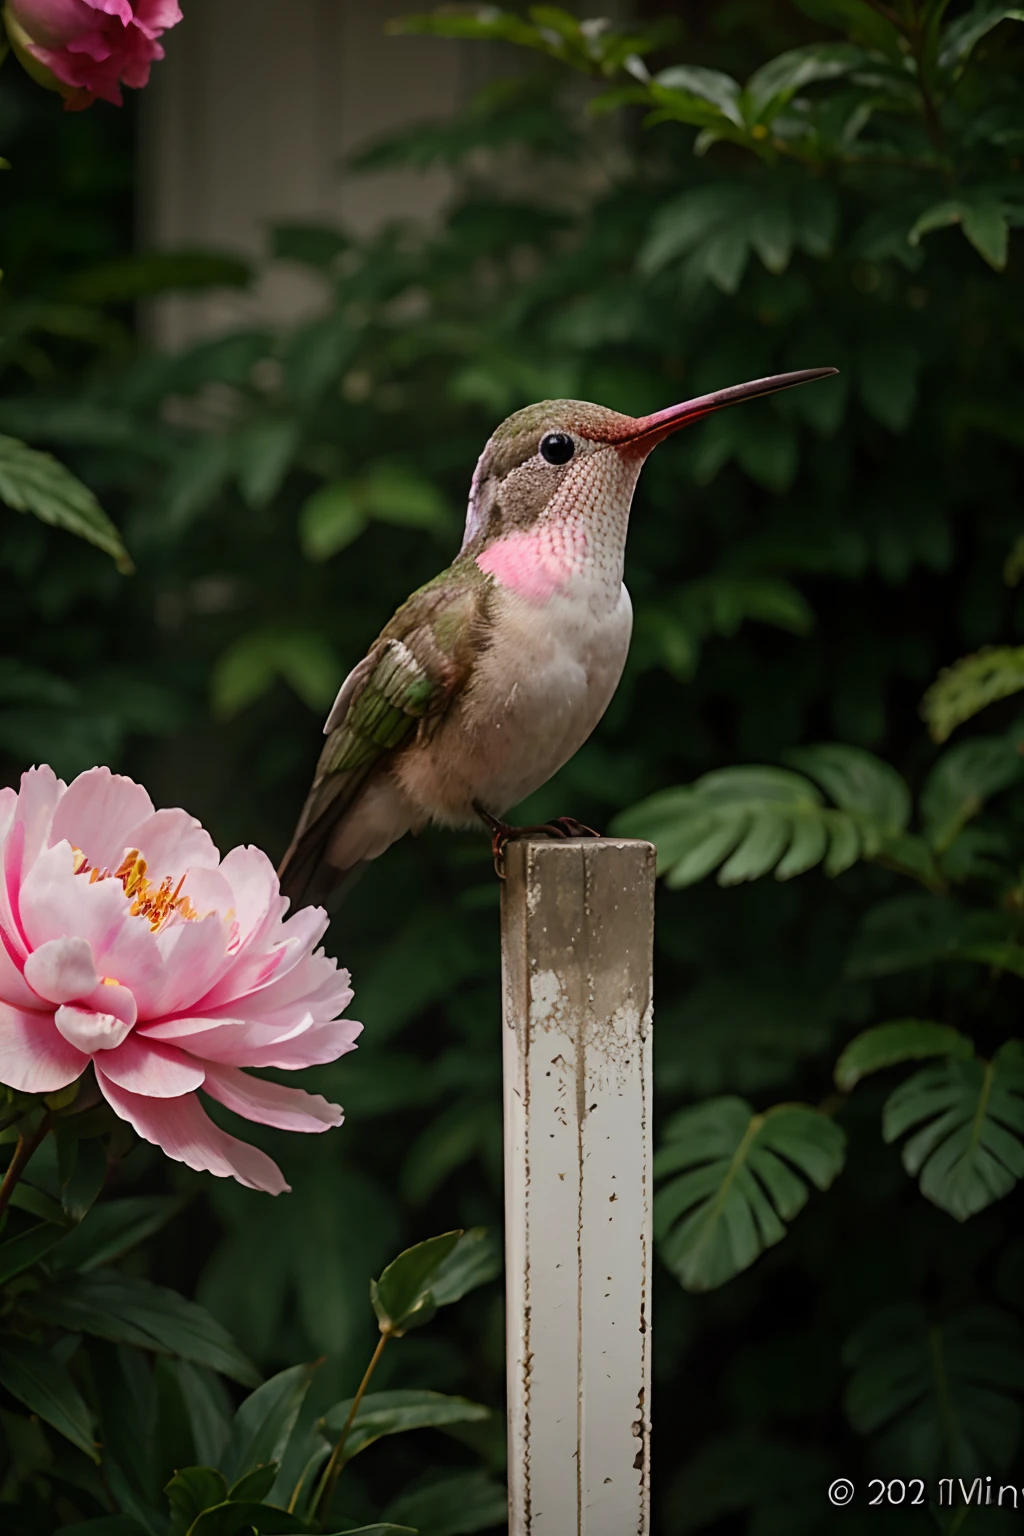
left=473, top=803, right=602, bottom=879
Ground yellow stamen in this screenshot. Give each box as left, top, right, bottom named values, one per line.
left=73, top=847, right=201, bottom=932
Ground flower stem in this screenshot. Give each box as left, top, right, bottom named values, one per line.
left=0, top=1113, right=52, bottom=1224
left=313, top=1331, right=390, bottom=1521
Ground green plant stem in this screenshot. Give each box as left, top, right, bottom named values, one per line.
left=313, top=1330, right=390, bottom=1521
left=0, top=1113, right=52, bottom=1224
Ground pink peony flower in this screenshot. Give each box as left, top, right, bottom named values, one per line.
left=0, top=765, right=361, bottom=1194
left=3, top=0, right=182, bottom=110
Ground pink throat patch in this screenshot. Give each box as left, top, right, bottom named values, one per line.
left=476, top=527, right=581, bottom=606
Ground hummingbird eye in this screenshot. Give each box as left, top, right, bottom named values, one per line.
left=539, top=432, right=575, bottom=465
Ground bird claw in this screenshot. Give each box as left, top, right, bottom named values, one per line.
left=474, top=803, right=602, bottom=880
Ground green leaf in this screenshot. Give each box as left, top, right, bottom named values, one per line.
left=63, top=250, right=251, bottom=303
left=49, top=1196, right=183, bottom=1272
left=370, top=1231, right=462, bottom=1334
left=653, top=64, right=744, bottom=126
left=59, top=1135, right=107, bottom=1223
left=383, top=1469, right=508, bottom=1535
left=320, top=1389, right=490, bottom=1464
left=235, top=420, right=301, bottom=510
left=883, top=1043, right=1024, bottom=1219
left=744, top=42, right=867, bottom=122
left=909, top=197, right=1010, bottom=270
left=654, top=1098, right=845, bottom=1290
left=428, top=1227, right=502, bottom=1308
left=229, top=1464, right=280, bottom=1502
left=613, top=754, right=906, bottom=888
left=187, top=1503, right=311, bottom=1536
left=0, top=1335, right=98, bottom=1461
left=271, top=223, right=349, bottom=268
left=299, top=483, right=367, bottom=561
left=212, top=629, right=340, bottom=718
left=219, top=1364, right=317, bottom=1486
left=0, top=433, right=132, bottom=571
left=845, top=1304, right=1024, bottom=1476
left=834, top=1020, right=975, bottom=1091
left=919, top=735, right=1023, bottom=849
left=0, top=1220, right=67, bottom=1285
left=166, top=1466, right=228, bottom=1536
left=921, top=647, right=1024, bottom=741
left=784, top=743, right=912, bottom=830
left=20, top=1270, right=260, bottom=1385
left=938, top=2, right=1024, bottom=73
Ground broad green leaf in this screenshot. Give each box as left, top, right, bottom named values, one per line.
left=0, top=1335, right=98, bottom=1461
left=64, top=250, right=251, bottom=303
left=20, top=1270, right=260, bottom=1385
left=919, top=735, right=1023, bottom=849
left=229, top=1464, right=279, bottom=1502
left=653, top=64, right=744, bottom=126
left=212, top=629, right=340, bottom=718
left=173, top=1361, right=234, bottom=1468
left=921, top=647, right=1024, bottom=741
left=0, top=433, right=132, bottom=571
left=384, top=1469, right=508, bottom=1535
left=49, top=1196, right=183, bottom=1272
left=938, top=2, right=1024, bottom=72
left=362, top=461, right=452, bottom=532
left=429, top=1227, right=502, bottom=1307
left=0, top=1220, right=66, bottom=1284
left=271, top=222, right=349, bottom=268
left=654, top=1097, right=845, bottom=1290
left=834, top=1020, right=974, bottom=1091
left=187, top=1502, right=311, bottom=1536
left=370, top=1231, right=462, bottom=1334
left=909, top=196, right=1010, bottom=270
left=299, top=483, right=367, bottom=561
left=235, top=420, right=301, bottom=510
left=166, top=1466, right=228, bottom=1536
left=845, top=1304, right=1024, bottom=1476
left=59, top=1135, right=107, bottom=1223
left=219, top=1363, right=317, bottom=1486
left=320, top=1388, right=490, bottom=1465
left=883, top=1042, right=1024, bottom=1219
left=744, top=42, right=867, bottom=121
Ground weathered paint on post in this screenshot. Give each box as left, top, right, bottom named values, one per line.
left=500, top=837, right=656, bottom=1536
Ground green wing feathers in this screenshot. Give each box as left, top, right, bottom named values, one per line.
left=277, top=566, right=487, bottom=903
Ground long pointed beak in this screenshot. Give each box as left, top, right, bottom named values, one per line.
left=614, top=367, right=839, bottom=451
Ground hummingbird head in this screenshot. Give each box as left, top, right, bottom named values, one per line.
left=461, top=368, right=837, bottom=602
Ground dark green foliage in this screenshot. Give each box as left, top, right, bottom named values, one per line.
left=3, top=1, right=1024, bottom=1531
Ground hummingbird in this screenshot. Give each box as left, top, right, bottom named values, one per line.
left=278, top=367, right=837, bottom=903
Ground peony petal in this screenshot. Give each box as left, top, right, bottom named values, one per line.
left=80, top=979, right=136, bottom=1028
left=218, top=845, right=285, bottom=945
left=24, top=936, right=98, bottom=1004
left=130, top=0, right=182, bottom=38
left=50, top=767, right=153, bottom=871
left=95, top=1034, right=204, bottom=1096
left=123, top=808, right=219, bottom=879
left=13, top=765, right=65, bottom=873
left=145, top=910, right=231, bottom=1017
left=202, top=1062, right=342, bottom=1132
left=244, top=1017, right=362, bottom=1069
left=0, top=934, right=44, bottom=1009
left=55, top=1004, right=132, bottom=1054
left=0, top=1002, right=89, bottom=1092
left=97, top=1076, right=287, bottom=1194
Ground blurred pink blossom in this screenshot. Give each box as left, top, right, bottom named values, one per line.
left=3, top=0, right=182, bottom=109
left=0, top=766, right=360, bottom=1193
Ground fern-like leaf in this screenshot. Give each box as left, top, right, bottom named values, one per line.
left=0, top=434, right=132, bottom=571
left=884, top=1040, right=1024, bottom=1220
left=921, top=647, right=1024, bottom=742
left=613, top=745, right=916, bottom=888
left=654, top=1097, right=845, bottom=1290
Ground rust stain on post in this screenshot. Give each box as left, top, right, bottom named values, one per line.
left=501, top=837, right=655, bottom=1536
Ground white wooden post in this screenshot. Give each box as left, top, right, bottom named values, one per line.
left=500, top=837, right=656, bottom=1536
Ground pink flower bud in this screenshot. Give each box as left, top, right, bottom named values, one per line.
left=3, top=0, right=182, bottom=110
